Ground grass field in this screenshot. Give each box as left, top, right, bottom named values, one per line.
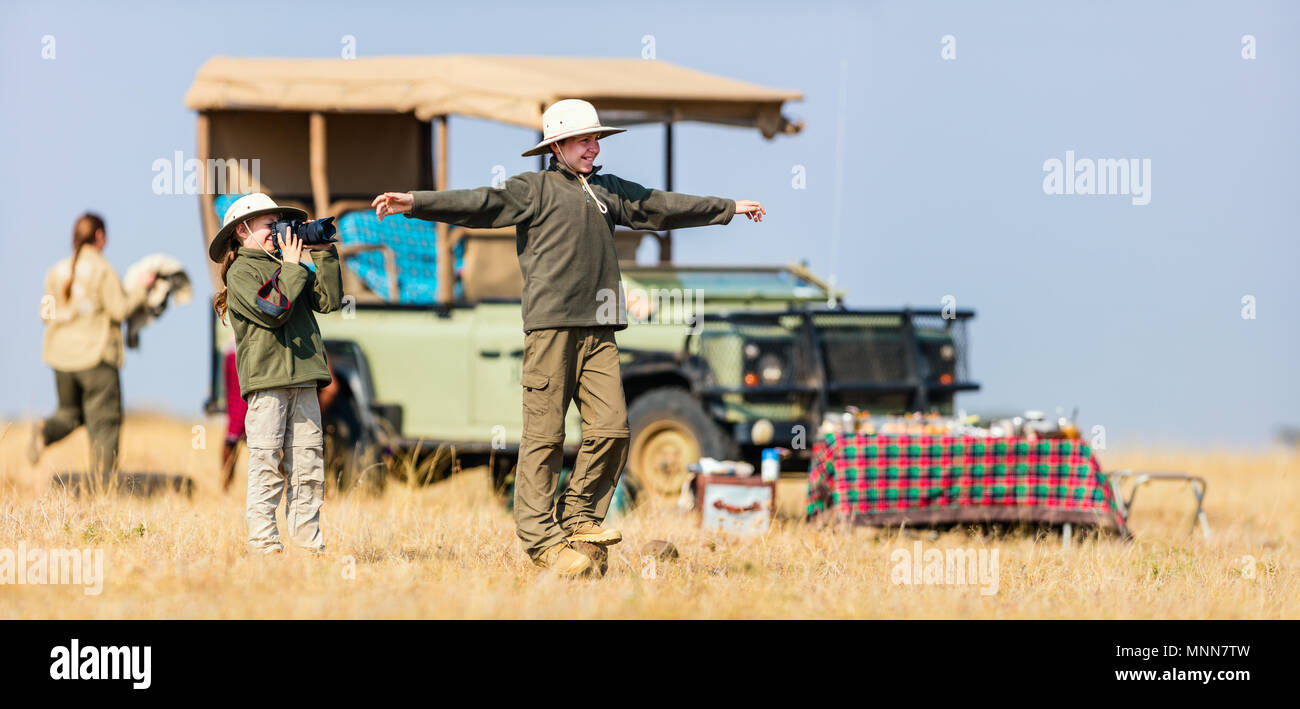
left=1, top=413, right=1295, bottom=619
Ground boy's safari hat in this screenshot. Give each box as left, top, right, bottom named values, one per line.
left=208, top=193, right=307, bottom=262
left=522, top=99, right=626, bottom=157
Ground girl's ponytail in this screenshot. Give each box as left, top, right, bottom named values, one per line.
left=212, top=242, right=239, bottom=323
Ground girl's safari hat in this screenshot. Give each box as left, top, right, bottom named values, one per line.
left=208, top=193, right=307, bottom=262
left=521, top=99, right=626, bottom=157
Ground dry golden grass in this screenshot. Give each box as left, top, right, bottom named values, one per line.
left=0, top=414, right=1295, bottom=619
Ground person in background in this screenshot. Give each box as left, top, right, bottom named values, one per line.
left=318, top=355, right=340, bottom=415
left=220, top=333, right=246, bottom=491
left=30, top=213, right=152, bottom=475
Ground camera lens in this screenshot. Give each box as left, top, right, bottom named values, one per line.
left=299, top=216, right=337, bottom=245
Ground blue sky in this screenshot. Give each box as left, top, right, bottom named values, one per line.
left=1, top=0, right=1296, bottom=449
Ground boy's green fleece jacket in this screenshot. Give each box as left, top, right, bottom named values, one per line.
left=225, top=245, right=344, bottom=398
left=405, top=156, right=735, bottom=332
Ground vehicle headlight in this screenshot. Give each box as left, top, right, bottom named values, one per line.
left=757, top=353, right=784, bottom=384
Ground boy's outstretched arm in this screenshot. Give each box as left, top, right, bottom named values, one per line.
left=371, top=174, right=536, bottom=229
left=607, top=176, right=766, bottom=230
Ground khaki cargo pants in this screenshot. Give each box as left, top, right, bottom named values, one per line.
left=244, top=384, right=325, bottom=554
left=516, top=326, right=630, bottom=560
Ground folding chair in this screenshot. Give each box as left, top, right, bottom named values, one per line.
left=1107, top=470, right=1211, bottom=539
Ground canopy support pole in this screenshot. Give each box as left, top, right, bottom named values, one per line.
left=435, top=115, right=453, bottom=305
left=308, top=112, right=330, bottom=218
left=537, top=103, right=547, bottom=171
left=661, top=120, right=674, bottom=264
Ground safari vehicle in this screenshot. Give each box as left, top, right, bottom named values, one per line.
left=188, top=55, right=979, bottom=496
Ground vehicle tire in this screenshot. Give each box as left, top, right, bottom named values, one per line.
left=323, top=386, right=387, bottom=496
left=627, top=387, right=737, bottom=497
left=489, top=452, right=517, bottom=501
left=339, top=440, right=386, bottom=495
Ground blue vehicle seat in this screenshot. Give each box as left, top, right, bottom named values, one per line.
left=212, top=194, right=463, bottom=304
left=335, top=210, right=463, bottom=304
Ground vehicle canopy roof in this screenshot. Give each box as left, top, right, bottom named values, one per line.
left=185, top=55, right=803, bottom=137
left=186, top=54, right=804, bottom=299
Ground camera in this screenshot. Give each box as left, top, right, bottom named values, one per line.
left=270, top=216, right=337, bottom=246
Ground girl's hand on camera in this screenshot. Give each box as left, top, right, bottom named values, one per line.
left=277, top=228, right=304, bottom=265
left=371, top=192, right=413, bottom=221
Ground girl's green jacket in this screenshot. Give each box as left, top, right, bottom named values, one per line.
left=225, top=245, right=344, bottom=399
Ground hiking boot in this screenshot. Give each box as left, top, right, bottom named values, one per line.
left=566, top=521, right=622, bottom=545
left=534, top=541, right=593, bottom=577
left=26, top=421, right=45, bottom=465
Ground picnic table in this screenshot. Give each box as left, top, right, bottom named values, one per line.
left=807, top=431, right=1130, bottom=537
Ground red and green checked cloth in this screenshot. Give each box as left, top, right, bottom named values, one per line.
left=807, top=432, right=1128, bottom=533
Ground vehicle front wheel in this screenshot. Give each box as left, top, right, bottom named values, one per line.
left=627, top=387, right=737, bottom=497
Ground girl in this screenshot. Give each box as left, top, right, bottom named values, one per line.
left=209, top=193, right=343, bottom=554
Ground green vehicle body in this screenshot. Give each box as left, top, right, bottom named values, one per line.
left=208, top=260, right=978, bottom=495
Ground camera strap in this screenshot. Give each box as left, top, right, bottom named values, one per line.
left=254, top=268, right=291, bottom=318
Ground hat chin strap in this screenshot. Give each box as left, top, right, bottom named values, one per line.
left=555, top=148, right=608, bottom=214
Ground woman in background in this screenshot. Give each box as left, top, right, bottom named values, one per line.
left=30, top=212, right=151, bottom=476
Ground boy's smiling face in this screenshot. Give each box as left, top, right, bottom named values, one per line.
left=552, top=134, right=600, bottom=174
left=236, top=213, right=280, bottom=251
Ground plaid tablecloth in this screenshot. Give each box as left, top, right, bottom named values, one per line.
left=807, top=432, right=1128, bottom=533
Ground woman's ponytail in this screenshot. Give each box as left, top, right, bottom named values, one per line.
left=65, top=212, right=105, bottom=301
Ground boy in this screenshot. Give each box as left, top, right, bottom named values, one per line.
left=373, top=99, right=765, bottom=575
